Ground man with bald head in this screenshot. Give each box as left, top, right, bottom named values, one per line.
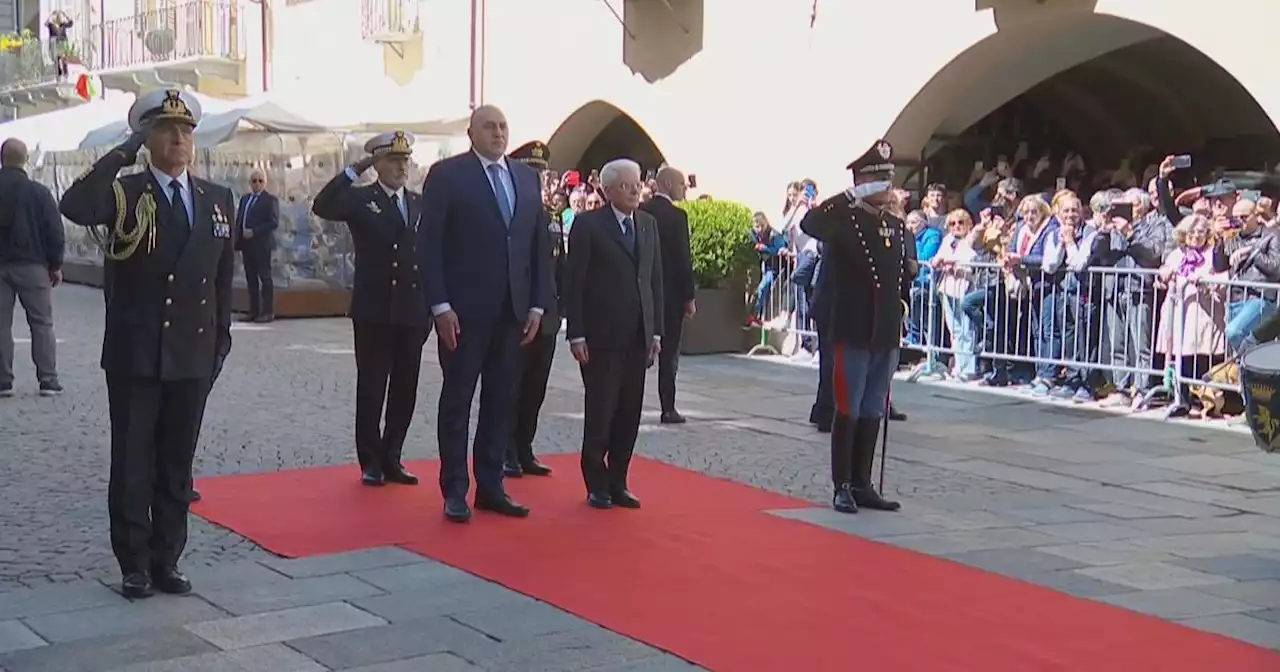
left=639, top=165, right=695, bottom=422
left=234, top=168, right=279, bottom=322
left=0, top=137, right=65, bottom=398
left=419, top=105, right=551, bottom=522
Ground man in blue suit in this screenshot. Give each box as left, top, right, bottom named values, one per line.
left=418, top=105, right=551, bottom=523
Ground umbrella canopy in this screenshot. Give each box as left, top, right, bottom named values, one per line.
left=0, top=95, right=137, bottom=153
left=77, top=93, right=326, bottom=150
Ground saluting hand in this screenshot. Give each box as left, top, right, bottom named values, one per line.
left=435, top=310, right=461, bottom=351
left=352, top=156, right=377, bottom=175
left=520, top=310, right=542, bottom=346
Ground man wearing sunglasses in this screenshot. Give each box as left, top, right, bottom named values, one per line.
left=235, top=169, right=279, bottom=323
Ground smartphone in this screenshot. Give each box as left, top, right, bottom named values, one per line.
left=1110, top=202, right=1134, bottom=221
left=1171, top=155, right=1192, bottom=170
left=803, top=184, right=816, bottom=200
left=1055, top=177, right=1067, bottom=191
left=645, top=169, right=655, bottom=181
left=688, top=174, right=698, bottom=189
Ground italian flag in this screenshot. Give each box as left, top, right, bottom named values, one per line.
left=74, top=73, right=101, bottom=101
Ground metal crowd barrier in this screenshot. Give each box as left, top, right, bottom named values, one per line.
left=751, top=251, right=1280, bottom=418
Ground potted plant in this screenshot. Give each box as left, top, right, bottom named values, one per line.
left=676, top=198, right=755, bottom=354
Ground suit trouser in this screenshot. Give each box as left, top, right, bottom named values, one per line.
left=353, top=321, right=425, bottom=473
left=0, top=263, right=58, bottom=386
left=437, top=316, right=521, bottom=499
left=579, top=339, right=648, bottom=495
left=510, top=329, right=557, bottom=463
left=658, top=302, right=684, bottom=413
left=106, top=375, right=207, bottom=575
left=240, top=244, right=274, bottom=316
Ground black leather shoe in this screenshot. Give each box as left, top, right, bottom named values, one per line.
left=833, top=483, right=858, bottom=514
left=853, top=487, right=902, bottom=512
left=610, top=489, right=641, bottom=509
left=888, top=405, right=907, bottom=422
left=587, top=492, right=613, bottom=509
left=443, top=497, right=472, bottom=523
left=520, top=458, right=552, bottom=476
left=503, top=456, right=523, bottom=478
left=660, top=411, right=687, bottom=424
left=361, top=468, right=385, bottom=486
left=384, top=466, right=418, bottom=486
left=254, top=314, right=275, bottom=323
left=188, top=489, right=202, bottom=503
left=121, top=573, right=153, bottom=599
left=475, top=493, right=530, bottom=518
left=152, top=568, right=192, bottom=595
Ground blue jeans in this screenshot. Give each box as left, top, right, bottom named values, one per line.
left=941, top=295, right=977, bottom=377
left=1227, top=298, right=1275, bottom=355
left=791, top=250, right=819, bottom=351
left=832, top=345, right=897, bottom=420
left=753, top=268, right=776, bottom=317
left=1034, top=287, right=1061, bottom=381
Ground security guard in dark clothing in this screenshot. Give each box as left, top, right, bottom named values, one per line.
left=505, top=140, right=557, bottom=478
left=59, top=89, right=235, bottom=599
left=807, top=246, right=833, bottom=432
left=313, top=131, right=429, bottom=487
left=800, top=139, right=908, bottom=514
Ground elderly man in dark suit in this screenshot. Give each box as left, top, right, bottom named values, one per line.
left=234, top=168, right=279, bottom=322
left=565, top=158, right=664, bottom=510
left=419, top=106, right=551, bottom=523
left=313, top=131, right=429, bottom=488
left=639, top=165, right=695, bottom=424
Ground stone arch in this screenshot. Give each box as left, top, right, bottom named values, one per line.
left=547, top=100, right=667, bottom=176
left=884, top=6, right=1279, bottom=164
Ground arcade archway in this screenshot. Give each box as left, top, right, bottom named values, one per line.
left=885, top=8, right=1279, bottom=190
left=548, top=101, right=667, bottom=177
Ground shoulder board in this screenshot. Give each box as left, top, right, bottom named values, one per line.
left=817, top=193, right=849, bottom=214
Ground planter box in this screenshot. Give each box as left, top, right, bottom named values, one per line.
left=681, top=286, right=750, bottom=355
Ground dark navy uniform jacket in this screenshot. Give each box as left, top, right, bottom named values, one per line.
left=800, top=191, right=910, bottom=350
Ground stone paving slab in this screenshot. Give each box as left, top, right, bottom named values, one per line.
left=259, top=547, right=428, bottom=579
left=198, top=573, right=385, bottom=615
left=111, top=643, right=326, bottom=672
left=24, top=595, right=228, bottom=643
left=0, top=620, right=44, bottom=654
left=1172, top=553, right=1280, bottom=581
left=285, top=615, right=496, bottom=670
left=185, top=602, right=385, bottom=650
left=1176, top=613, right=1280, bottom=651
left=346, top=653, right=485, bottom=672
left=1098, top=588, right=1261, bottom=620
left=0, top=627, right=218, bottom=672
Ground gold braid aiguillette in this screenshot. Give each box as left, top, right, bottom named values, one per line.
left=89, top=180, right=157, bottom=260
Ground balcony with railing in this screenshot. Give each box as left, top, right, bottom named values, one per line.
left=0, top=0, right=246, bottom=110
left=362, top=0, right=419, bottom=43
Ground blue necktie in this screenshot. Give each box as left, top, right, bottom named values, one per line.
left=240, top=194, right=255, bottom=228
left=170, top=180, right=191, bottom=229
left=488, top=163, right=513, bottom=225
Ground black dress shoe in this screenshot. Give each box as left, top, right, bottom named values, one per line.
left=853, top=487, right=902, bottom=512
left=833, top=483, right=858, bottom=514
left=361, top=469, right=386, bottom=486
left=152, top=568, right=192, bottom=595
left=121, top=573, right=153, bottom=599
left=503, top=457, right=523, bottom=478
left=610, top=489, right=641, bottom=509
left=188, top=489, right=202, bottom=503
left=475, top=493, right=530, bottom=518
left=384, top=466, right=418, bottom=485
left=443, top=497, right=472, bottom=523
left=888, top=405, right=907, bottom=422
left=587, top=492, right=613, bottom=509
left=520, top=458, right=552, bottom=476
left=254, top=314, right=275, bottom=323
left=660, top=411, right=687, bottom=424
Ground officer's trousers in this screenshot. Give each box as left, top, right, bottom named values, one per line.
left=106, top=375, right=207, bottom=576
left=511, top=328, right=557, bottom=464
left=831, top=345, right=897, bottom=420
left=353, top=321, right=426, bottom=473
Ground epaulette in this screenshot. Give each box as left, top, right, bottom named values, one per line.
left=817, top=192, right=848, bottom=215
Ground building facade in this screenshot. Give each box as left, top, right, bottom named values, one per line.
left=3, top=0, right=1278, bottom=210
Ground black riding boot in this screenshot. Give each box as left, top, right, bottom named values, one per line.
left=830, top=414, right=857, bottom=514
left=852, top=417, right=901, bottom=511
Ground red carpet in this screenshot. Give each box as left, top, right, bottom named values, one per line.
left=194, top=454, right=1280, bottom=671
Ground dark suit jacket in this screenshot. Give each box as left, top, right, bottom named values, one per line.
left=313, top=172, right=429, bottom=328
left=640, top=195, right=694, bottom=309
left=234, top=190, right=279, bottom=252
left=60, top=151, right=234, bottom=381
left=564, top=206, right=664, bottom=350
left=418, top=152, right=550, bottom=325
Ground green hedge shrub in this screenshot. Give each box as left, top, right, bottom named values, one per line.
left=678, top=199, right=755, bottom=290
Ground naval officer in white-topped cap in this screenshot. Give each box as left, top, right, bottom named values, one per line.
left=60, top=88, right=237, bottom=599
left=313, top=131, right=429, bottom=489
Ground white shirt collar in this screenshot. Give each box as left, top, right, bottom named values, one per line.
left=150, top=165, right=189, bottom=193
left=612, top=206, right=635, bottom=224
left=474, top=150, right=508, bottom=172
left=379, top=182, right=405, bottom=200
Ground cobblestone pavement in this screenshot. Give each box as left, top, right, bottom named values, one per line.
left=1, top=286, right=1279, bottom=669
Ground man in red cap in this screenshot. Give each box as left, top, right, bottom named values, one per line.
left=800, top=139, right=910, bottom=514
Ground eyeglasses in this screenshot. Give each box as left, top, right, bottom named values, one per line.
left=250, top=178, right=263, bottom=184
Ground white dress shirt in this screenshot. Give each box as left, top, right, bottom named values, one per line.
left=151, top=165, right=193, bottom=225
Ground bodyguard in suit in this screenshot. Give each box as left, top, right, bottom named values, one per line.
left=59, top=89, right=235, bottom=598
left=234, top=168, right=279, bottom=322
left=807, top=247, right=834, bottom=433
left=565, top=158, right=664, bottom=509
left=639, top=166, right=696, bottom=424
left=505, top=140, right=558, bottom=479
left=313, top=131, right=428, bottom=487
left=800, top=139, right=905, bottom=515
left=419, top=106, right=551, bottom=522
